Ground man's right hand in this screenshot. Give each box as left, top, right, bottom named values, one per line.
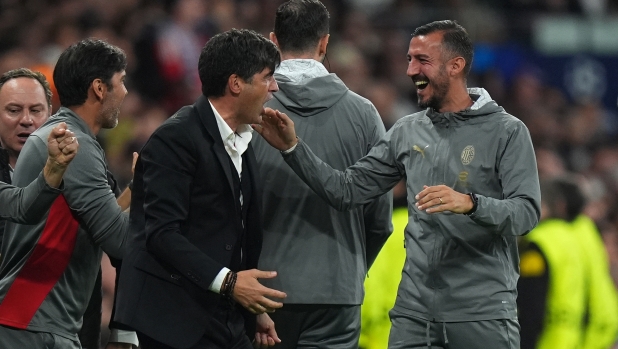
left=253, top=108, right=298, bottom=152
left=233, top=269, right=286, bottom=315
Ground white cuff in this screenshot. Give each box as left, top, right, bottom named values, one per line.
left=282, top=143, right=298, bottom=154
left=209, top=267, right=231, bottom=294
left=108, top=328, right=139, bottom=347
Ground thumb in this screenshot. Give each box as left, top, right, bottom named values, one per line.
left=51, top=122, right=67, bottom=136
left=269, top=326, right=281, bottom=343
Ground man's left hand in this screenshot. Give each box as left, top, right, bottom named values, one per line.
left=253, top=313, right=280, bottom=348
left=415, top=185, right=473, bottom=214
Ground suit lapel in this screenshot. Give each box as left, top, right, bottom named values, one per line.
left=245, top=145, right=260, bottom=199
left=194, top=96, right=235, bottom=196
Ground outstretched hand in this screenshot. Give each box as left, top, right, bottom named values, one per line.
left=415, top=185, right=473, bottom=214
left=233, top=269, right=286, bottom=315
left=252, top=108, right=298, bottom=151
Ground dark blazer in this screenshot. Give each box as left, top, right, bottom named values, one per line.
left=113, top=96, right=263, bottom=348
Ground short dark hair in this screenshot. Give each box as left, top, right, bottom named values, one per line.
left=53, top=39, right=127, bottom=107
left=0, top=68, right=53, bottom=108
left=412, top=20, right=474, bottom=77
left=274, top=0, right=330, bottom=54
left=541, top=175, right=585, bottom=222
left=199, top=29, right=280, bottom=98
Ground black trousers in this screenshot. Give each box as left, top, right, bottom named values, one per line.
left=138, top=304, right=252, bottom=349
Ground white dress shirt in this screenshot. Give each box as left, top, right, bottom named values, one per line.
left=208, top=100, right=253, bottom=293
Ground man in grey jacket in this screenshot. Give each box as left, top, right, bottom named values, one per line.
left=251, top=1, right=393, bottom=348
left=0, top=39, right=135, bottom=349
left=256, top=20, right=540, bottom=349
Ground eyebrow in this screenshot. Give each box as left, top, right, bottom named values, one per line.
left=5, top=102, right=46, bottom=108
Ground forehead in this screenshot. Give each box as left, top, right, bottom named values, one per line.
left=408, top=32, right=444, bottom=55
left=0, top=77, right=47, bottom=105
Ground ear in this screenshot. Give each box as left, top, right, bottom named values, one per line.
left=270, top=32, right=279, bottom=49
left=318, top=34, right=330, bottom=58
left=91, top=78, right=106, bottom=101
left=228, top=74, right=243, bottom=95
left=448, top=56, right=466, bottom=78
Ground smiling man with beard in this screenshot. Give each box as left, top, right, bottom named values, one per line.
left=0, top=39, right=133, bottom=349
left=256, top=20, right=540, bottom=349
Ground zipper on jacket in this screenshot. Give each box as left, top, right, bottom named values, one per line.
left=430, top=114, right=454, bottom=319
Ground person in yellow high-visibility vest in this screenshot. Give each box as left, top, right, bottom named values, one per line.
left=518, top=176, right=586, bottom=349
left=572, top=214, right=618, bottom=349
left=360, top=206, right=407, bottom=349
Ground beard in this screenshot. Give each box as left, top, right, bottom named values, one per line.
left=99, top=92, right=121, bottom=129
left=417, top=65, right=450, bottom=111
left=99, top=103, right=120, bottom=129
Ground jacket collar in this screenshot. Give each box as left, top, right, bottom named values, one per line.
left=55, top=107, right=97, bottom=140
left=425, top=88, right=496, bottom=127
left=194, top=95, right=235, bottom=195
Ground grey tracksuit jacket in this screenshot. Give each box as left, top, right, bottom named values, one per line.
left=254, top=68, right=393, bottom=304
left=0, top=108, right=128, bottom=341
left=0, top=173, right=61, bottom=224
left=283, top=88, right=541, bottom=321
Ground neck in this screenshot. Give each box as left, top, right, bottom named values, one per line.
left=280, top=48, right=322, bottom=62
left=68, top=104, right=101, bottom=135
left=438, top=83, right=473, bottom=113
left=209, top=97, right=240, bottom=132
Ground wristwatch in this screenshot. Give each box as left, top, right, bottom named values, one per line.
left=464, top=193, right=478, bottom=215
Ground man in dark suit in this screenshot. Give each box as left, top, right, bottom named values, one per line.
left=113, top=29, right=286, bottom=349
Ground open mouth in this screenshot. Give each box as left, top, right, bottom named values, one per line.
left=415, top=80, right=429, bottom=90
left=17, top=132, right=31, bottom=142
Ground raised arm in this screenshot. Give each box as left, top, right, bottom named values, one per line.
left=255, top=108, right=402, bottom=211
left=0, top=122, right=78, bottom=223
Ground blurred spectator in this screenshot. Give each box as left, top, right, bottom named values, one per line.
left=360, top=180, right=407, bottom=349
left=519, top=175, right=618, bottom=349
left=572, top=213, right=618, bottom=349
left=518, top=176, right=587, bottom=349
left=132, top=0, right=218, bottom=114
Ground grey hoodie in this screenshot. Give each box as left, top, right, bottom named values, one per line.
left=253, top=65, right=393, bottom=304
left=282, top=88, right=541, bottom=320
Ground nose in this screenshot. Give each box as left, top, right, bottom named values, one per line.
left=269, top=76, right=279, bottom=93
left=407, top=59, right=420, bottom=77
left=19, top=111, right=34, bottom=127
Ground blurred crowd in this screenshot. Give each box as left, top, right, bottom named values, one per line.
left=2, top=0, right=618, bottom=347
